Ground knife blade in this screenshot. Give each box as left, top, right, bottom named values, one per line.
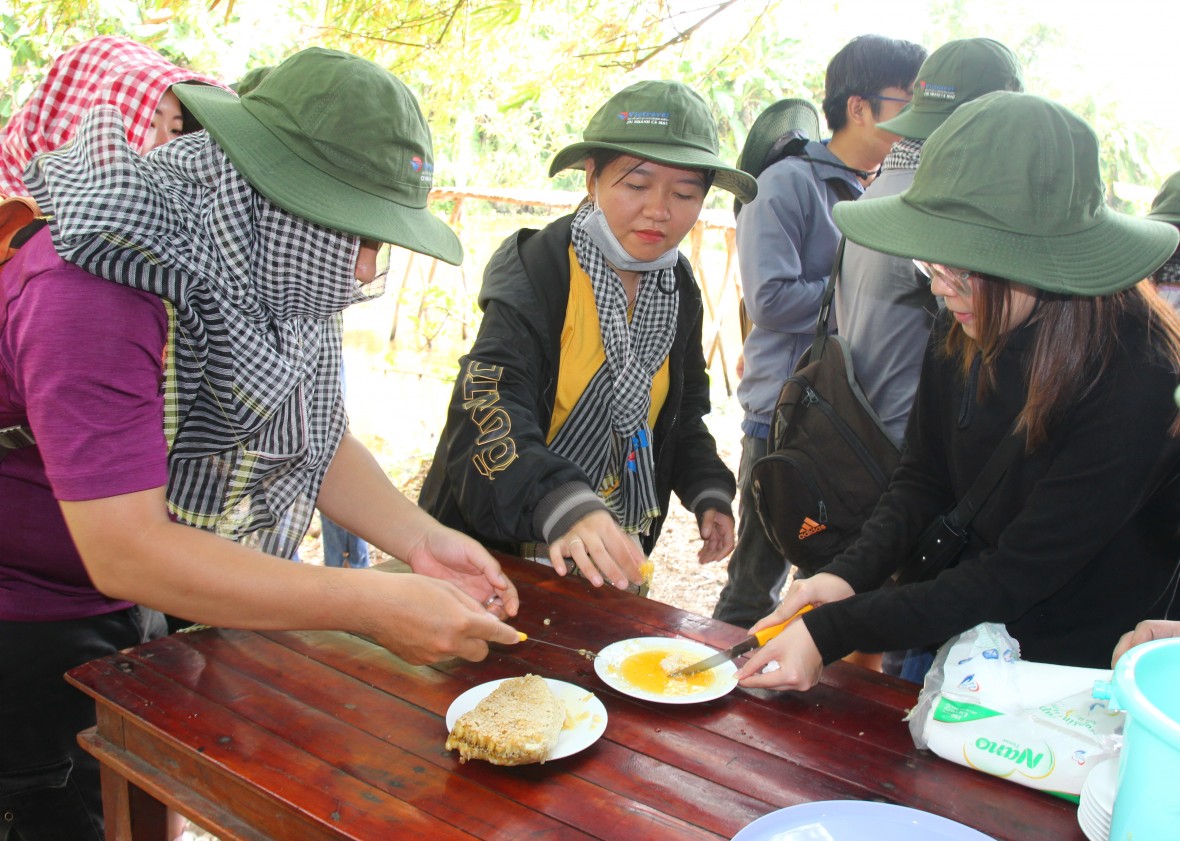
left=666, top=605, right=814, bottom=678
left=518, top=631, right=597, bottom=660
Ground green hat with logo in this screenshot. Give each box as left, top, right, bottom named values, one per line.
left=877, top=38, right=1024, bottom=140
left=548, top=80, right=758, bottom=204
left=174, top=47, right=462, bottom=265
left=1147, top=170, right=1180, bottom=226
left=833, top=92, right=1179, bottom=296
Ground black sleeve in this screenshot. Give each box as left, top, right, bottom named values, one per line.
left=806, top=335, right=1180, bottom=665
left=432, top=297, right=596, bottom=545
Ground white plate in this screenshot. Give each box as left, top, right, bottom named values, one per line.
left=731, top=801, right=998, bottom=840
left=593, top=636, right=738, bottom=704
left=445, top=677, right=607, bottom=762
left=1077, top=756, right=1118, bottom=841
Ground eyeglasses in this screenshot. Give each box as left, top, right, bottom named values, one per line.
left=864, top=93, right=913, bottom=105
left=913, top=260, right=976, bottom=297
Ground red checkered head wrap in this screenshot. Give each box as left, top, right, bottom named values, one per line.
left=0, top=35, right=226, bottom=196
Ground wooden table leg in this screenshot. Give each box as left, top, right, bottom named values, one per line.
left=98, top=761, right=167, bottom=841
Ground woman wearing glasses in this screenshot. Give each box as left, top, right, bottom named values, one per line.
left=734, top=92, right=1180, bottom=692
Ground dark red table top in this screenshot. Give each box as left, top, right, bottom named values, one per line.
left=67, top=554, right=1085, bottom=840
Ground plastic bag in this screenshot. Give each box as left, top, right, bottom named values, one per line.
left=905, top=623, right=1122, bottom=800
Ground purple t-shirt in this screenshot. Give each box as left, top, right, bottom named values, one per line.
left=0, top=229, right=169, bottom=621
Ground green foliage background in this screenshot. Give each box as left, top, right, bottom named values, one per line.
left=2, top=0, right=1177, bottom=211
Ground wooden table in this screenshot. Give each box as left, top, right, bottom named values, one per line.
left=67, top=555, right=1086, bottom=840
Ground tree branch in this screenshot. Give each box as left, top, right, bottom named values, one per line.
left=701, top=0, right=775, bottom=78
left=575, top=0, right=741, bottom=70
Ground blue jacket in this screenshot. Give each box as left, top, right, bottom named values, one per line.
left=735, top=140, right=862, bottom=435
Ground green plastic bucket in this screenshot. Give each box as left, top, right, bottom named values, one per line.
left=1108, top=637, right=1180, bottom=840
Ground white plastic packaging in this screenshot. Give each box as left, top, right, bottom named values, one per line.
left=905, top=623, right=1123, bottom=799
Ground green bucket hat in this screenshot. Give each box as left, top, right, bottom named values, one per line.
left=833, top=92, right=1179, bottom=296
left=1147, top=170, right=1180, bottom=226
left=877, top=38, right=1024, bottom=140
left=230, top=65, right=273, bottom=96
left=548, top=80, right=758, bottom=204
left=174, top=47, right=462, bottom=265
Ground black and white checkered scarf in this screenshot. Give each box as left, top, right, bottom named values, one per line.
left=549, top=204, right=678, bottom=535
left=883, top=136, right=923, bottom=172
left=1156, top=254, right=1180, bottom=286
left=26, top=105, right=382, bottom=558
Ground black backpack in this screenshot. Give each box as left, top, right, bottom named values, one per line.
left=749, top=239, right=901, bottom=576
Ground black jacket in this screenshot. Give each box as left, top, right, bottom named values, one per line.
left=418, top=213, right=735, bottom=555
left=807, top=308, right=1180, bottom=668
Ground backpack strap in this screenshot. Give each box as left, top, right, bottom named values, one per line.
left=810, top=236, right=847, bottom=362
left=1, top=196, right=43, bottom=264
left=0, top=424, right=36, bottom=464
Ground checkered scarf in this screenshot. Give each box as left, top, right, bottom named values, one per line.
left=0, top=36, right=224, bottom=197
left=26, top=105, right=382, bottom=558
left=882, top=137, right=923, bottom=172
left=1156, top=254, right=1180, bottom=286
left=550, top=204, right=678, bottom=535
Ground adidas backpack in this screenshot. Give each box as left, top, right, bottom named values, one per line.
left=749, top=239, right=901, bottom=576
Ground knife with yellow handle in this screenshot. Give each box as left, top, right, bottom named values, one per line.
left=665, top=605, right=814, bottom=678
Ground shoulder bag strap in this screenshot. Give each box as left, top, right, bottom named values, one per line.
left=943, top=428, right=1025, bottom=532
left=810, top=236, right=846, bottom=362
left=892, top=425, right=1024, bottom=585
left=0, top=424, right=36, bottom=464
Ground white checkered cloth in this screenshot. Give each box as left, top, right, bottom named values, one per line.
left=27, top=105, right=383, bottom=558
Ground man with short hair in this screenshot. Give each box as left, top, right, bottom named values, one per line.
left=837, top=38, right=1025, bottom=446
left=715, top=34, right=926, bottom=629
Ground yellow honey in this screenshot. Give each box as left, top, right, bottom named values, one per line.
left=615, top=649, right=715, bottom=697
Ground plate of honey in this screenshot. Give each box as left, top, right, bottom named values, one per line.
left=593, top=636, right=738, bottom=704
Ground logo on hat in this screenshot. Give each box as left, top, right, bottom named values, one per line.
left=920, top=80, right=957, bottom=102
left=410, top=156, right=434, bottom=185
left=616, top=110, right=670, bottom=127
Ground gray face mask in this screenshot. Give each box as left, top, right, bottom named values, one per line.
left=576, top=203, right=680, bottom=273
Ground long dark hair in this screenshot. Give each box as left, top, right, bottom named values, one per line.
left=945, top=278, right=1180, bottom=449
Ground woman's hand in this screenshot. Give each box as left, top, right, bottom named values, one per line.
left=1112, top=619, right=1180, bottom=667
left=404, top=526, right=519, bottom=620
left=751, top=572, right=854, bottom=635
left=548, top=509, right=645, bottom=589
left=734, top=618, right=824, bottom=691
left=730, top=572, right=855, bottom=692
left=697, top=508, right=735, bottom=564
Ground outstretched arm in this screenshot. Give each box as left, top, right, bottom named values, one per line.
left=316, top=432, right=519, bottom=617
left=61, top=483, right=520, bottom=665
